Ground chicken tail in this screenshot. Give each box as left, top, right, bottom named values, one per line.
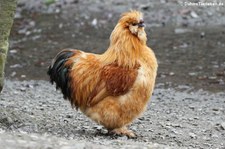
left=47, top=49, right=75, bottom=100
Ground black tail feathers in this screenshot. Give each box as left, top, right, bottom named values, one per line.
left=47, top=50, right=75, bottom=100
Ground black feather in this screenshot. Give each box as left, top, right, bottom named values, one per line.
left=47, top=50, right=75, bottom=100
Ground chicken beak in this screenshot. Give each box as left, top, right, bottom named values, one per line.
left=138, top=22, right=145, bottom=28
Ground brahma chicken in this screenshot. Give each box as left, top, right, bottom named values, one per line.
left=48, top=10, right=158, bottom=138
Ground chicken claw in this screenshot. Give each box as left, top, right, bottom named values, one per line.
left=109, top=127, right=137, bottom=138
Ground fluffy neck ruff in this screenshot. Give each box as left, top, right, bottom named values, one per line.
left=101, top=23, right=147, bottom=68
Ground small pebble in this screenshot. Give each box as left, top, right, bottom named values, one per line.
left=189, top=72, right=197, bottom=76
left=189, top=132, right=197, bottom=139
left=190, top=11, right=199, bottom=18
left=220, top=122, right=225, bottom=130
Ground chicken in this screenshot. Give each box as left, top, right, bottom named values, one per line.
left=47, top=10, right=158, bottom=138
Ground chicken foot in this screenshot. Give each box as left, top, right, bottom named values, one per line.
left=109, top=126, right=136, bottom=138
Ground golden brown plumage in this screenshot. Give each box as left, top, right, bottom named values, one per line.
left=48, top=10, right=158, bottom=137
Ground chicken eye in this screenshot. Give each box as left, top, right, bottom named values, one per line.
left=140, top=20, right=144, bottom=24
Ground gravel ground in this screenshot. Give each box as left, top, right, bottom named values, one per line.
left=16, top=0, right=225, bottom=27
left=2, top=0, right=225, bottom=148
left=0, top=80, right=225, bottom=148
left=0, top=132, right=169, bottom=149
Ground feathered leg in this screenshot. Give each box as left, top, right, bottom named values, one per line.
left=109, top=126, right=136, bottom=138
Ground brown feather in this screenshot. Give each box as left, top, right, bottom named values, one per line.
left=102, top=63, right=139, bottom=96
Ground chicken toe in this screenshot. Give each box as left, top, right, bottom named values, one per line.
left=109, top=127, right=136, bottom=138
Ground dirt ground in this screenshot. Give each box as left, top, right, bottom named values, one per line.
left=6, top=0, right=225, bottom=92
left=1, top=0, right=225, bottom=148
